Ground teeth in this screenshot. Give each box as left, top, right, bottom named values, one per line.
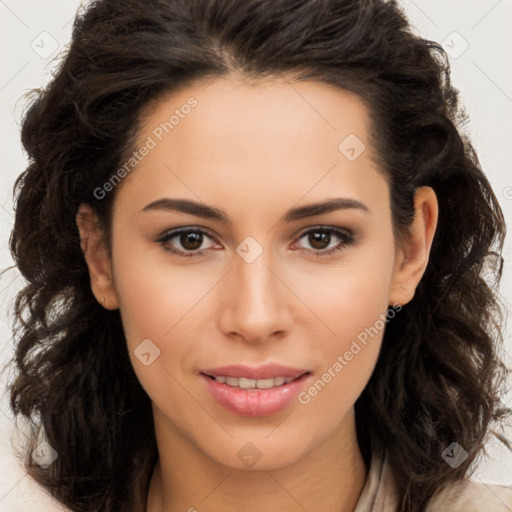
left=213, top=375, right=297, bottom=389
left=226, top=376, right=239, bottom=387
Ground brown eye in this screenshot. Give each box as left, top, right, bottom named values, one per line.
left=294, top=227, right=355, bottom=257
left=307, top=231, right=332, bottom=250
left=179, top=231, right=204, bottom=251
left=157, top=228, right=217, bottom=257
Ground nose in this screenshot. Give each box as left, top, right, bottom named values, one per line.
left=218, top=246, right=293, bottom=344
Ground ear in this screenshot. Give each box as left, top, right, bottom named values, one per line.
left=389, top=186, right=438, bottom=306
left=76, top=203, right=119, bottom=310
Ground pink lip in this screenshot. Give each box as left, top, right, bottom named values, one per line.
left=200, top=365, right=312, bottom=417
left=201, top=363, right=309, bottom=380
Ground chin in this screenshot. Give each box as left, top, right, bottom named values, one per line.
left=205, top=436, right=308, bottom=472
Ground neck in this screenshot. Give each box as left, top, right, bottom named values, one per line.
left=146, top=408, right=368, bottom=512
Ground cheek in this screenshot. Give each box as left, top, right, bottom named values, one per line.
left=296, top=242, right=395, bottom=407
left=296, top=275, right=391, bottom=434
left=110, top=238, right=218, bottom=397
left=112, top=241, right=215, bottom=343
left=312, top=281, right=389, bottom=389
left=301, top=248, right=395, bottom=348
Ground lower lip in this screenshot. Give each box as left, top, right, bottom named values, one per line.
left=201, top=373, right=311, bottom=417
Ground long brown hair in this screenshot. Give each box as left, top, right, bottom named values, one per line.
left=4, top=0, right=511, bottom=511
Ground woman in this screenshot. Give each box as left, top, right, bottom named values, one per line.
left=5, top=0, right=512, bottom=511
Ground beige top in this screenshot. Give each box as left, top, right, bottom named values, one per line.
left=354, top=452, right=512, bottom=511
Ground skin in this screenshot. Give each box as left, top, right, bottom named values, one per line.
left=76, top=74, right=438, bottom=512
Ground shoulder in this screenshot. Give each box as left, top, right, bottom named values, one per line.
left=426, top=479, right=512, bottom=512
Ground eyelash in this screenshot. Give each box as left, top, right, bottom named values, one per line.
left=156, top=226, right=356, bottom=258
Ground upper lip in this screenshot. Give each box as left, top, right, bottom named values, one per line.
left=201, top=364, right=310, bottom=380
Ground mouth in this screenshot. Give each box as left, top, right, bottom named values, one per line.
left=200, top=364, right=313, bottom=416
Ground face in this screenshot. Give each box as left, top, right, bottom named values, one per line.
left=78, top=74, right=436, bottom=472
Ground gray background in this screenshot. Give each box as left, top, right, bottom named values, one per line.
left=1, top=1, right=511, bottom=510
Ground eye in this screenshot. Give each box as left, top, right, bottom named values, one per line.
left=157, top=227, right=218, bottom=257
left=293, top=226, right=355, bottom=257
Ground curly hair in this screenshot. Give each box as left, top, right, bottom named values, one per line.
left=4, top=0, right=511, bottom=511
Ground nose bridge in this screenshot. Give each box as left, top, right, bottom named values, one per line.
left=236, top=250, right=275, bottom=304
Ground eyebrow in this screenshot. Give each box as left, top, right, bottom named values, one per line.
left=141, top=197, right=369, bottom=225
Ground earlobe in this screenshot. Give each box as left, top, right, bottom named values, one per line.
left=389, top=186, right=439, bottom=306
left=76, top=203, right=119, bottom=310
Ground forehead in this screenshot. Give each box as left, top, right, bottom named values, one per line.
left=113, top=75, right=386, bottom=215
left=139, top=74, right=372, bottom=154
